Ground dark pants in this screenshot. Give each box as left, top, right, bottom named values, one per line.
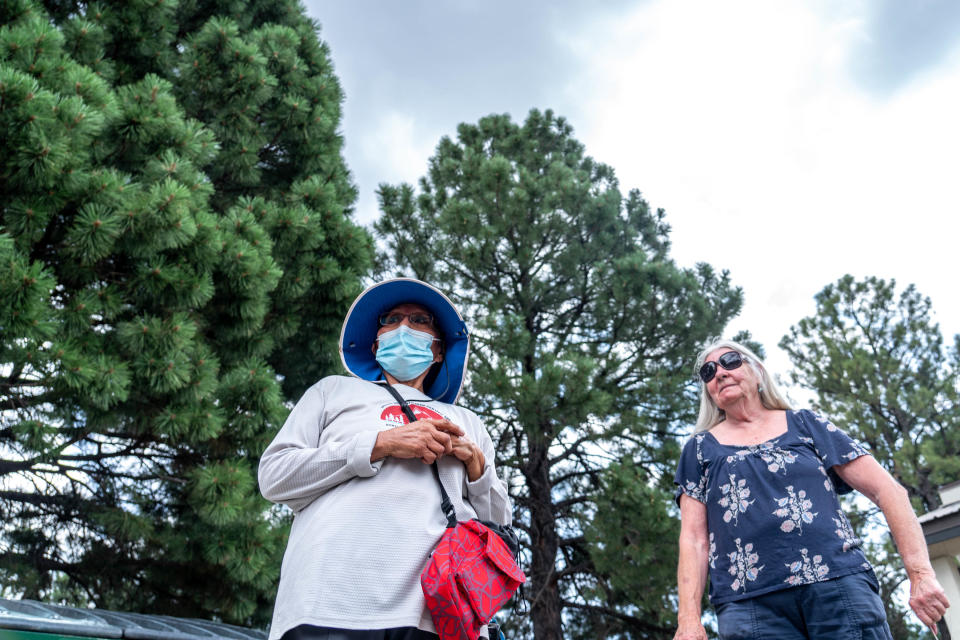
left=281, top=625, right=437, bottom=640
left=715, top=570, right=894, bottom=640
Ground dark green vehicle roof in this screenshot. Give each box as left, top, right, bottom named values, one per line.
left=0, top=599, right=267, bottom=640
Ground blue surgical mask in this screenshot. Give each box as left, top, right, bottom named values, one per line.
left=375, top=325, right=439, bottom=382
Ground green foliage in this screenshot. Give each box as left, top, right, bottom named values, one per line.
left=780, top=275, right=960, bottom=510
left=780, top=275, right=960, bottom=638
left=579, top=461, right=683, bottom=638
left=1, top=0, right=370, bottom=625
left=376, top=109, right=743, bottom=639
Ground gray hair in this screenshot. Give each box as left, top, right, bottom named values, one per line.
left=693, top=337, right=792, bottom=432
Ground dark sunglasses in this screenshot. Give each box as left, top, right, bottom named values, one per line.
left=699, top=351, right=745, bottom=383
left=379, top=312, right=434, bottom=328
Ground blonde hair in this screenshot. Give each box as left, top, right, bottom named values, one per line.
left=693, top=337, right=792, bottom=432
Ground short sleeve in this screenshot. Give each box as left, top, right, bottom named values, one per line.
left=673, top=434, right=708, bottom=507
left=797, top=410, right=871, bottom=495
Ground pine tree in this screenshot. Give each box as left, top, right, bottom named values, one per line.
left=0, top=0, right=370, bottom=624
left=780, top=275, right=960, bottom=510
left=376, top=110, right=742, bottom=639
left=780, top=275, right=960, bottom=639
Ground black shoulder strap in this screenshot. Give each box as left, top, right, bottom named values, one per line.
left=377, top=382, right=458, bottom=528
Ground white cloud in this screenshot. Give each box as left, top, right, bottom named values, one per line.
left=353, top=111, right=440, bottom=223
left=562, top=0, right=960, bottom=379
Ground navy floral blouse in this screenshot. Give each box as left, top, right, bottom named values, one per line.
left=673, top=409, right=874, bottom=604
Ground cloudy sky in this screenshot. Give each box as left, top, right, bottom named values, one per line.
left=303, top=0, right=960, bottom=389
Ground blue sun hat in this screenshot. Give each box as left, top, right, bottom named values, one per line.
left=339, top=278, right=470, bottom=404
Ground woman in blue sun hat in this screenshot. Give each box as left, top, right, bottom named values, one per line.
left=259, top=278, right=511, bottom=640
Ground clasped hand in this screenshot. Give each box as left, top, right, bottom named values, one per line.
left=374, top=418, right=485, bottom=480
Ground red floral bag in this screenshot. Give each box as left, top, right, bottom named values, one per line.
left=378, top=383, right=525, bottom=640
left=421, top=519, right=525, bottom=640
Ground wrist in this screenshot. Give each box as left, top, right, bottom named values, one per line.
left=677, top=608, right=702, bottom=623
left=371, top=431, right=393, bottom=461
left=467, top=450, right=485, bottom=481
left=907, top=565, right=936, bottom=579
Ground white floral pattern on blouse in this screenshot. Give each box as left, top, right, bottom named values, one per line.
left=728, top=537, right=764, bottom=592
left=719, top=474, right=754, bottom=525
left=785, top=548, right=830, bottom=585
left=772, top=485, right=817, bottom=534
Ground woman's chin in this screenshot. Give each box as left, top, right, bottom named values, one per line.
left=715, top=388, right=744, bottom=407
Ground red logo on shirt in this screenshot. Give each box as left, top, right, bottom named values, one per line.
left=381, top=403, right=445, bottom=427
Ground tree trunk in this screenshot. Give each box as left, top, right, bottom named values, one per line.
left=527, top=440, right=563, bottom=640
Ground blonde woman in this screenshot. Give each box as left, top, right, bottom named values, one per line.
left=673, top=338, right=948, bottom=640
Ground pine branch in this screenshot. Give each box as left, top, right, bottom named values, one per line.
left=0, top=490, right=87, bottom=509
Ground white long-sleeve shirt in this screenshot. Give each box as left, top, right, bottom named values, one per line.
left=258, top=376, right=512, bottom=639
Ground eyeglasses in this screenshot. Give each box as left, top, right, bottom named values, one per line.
left=699, top=351, right=745, bottom=383
left=379, top=311, right=434, bottom=328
